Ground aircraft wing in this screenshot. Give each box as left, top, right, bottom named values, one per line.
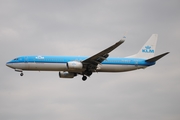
left=82, top=38, right=125, bottom=71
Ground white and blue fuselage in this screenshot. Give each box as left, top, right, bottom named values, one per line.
left=6, top=34, right=169, bottom=81
left=6, top=55, right=154, bottom=72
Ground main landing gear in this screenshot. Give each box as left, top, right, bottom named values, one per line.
left=20, top=72, right=24, bottom=76
left=82, top=76, right=87, bottom=81
left=81, top=70, right=92, bottom=81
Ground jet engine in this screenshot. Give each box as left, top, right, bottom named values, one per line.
left=67, top=61, right=83, bottom=70
left=59, top=71, right=76, bottom=78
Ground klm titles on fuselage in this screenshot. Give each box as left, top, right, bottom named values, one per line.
left=142, top=46, right=154, bottom=53
left=35, top=56, right=44, bottom=59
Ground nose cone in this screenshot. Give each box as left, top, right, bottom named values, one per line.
left=6, top=62, right=14, bottom=68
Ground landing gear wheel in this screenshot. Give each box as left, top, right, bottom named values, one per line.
left=20, top=72, right=24, bottom=76
left=82, top=76, right=87, bottom=81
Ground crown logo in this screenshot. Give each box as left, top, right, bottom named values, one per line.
left=145, top=46, right=151, bottom=49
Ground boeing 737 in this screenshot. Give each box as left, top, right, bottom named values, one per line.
left=6, top=34, right=169, bottom=81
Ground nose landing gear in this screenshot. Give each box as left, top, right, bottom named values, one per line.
left=15, top=69, right=24, bottom=76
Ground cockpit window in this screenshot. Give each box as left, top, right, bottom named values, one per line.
left=14, top=58, right=19, bottom=60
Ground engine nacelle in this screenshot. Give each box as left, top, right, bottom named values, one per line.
left=59, top=71, right=76, bottom=78
left=67, top=61, right=83, bottom=70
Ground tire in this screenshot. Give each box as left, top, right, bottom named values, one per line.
left=20, top=72, right=24, bottom=76
left=82, top=76, right=87, bottom=81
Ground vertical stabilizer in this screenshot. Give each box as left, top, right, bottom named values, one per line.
left=129, top=34, right=158, bottom=59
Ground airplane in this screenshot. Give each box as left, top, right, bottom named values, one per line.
left=6, top=34, right=169, bottom=81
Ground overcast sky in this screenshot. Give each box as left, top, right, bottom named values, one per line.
left=0, top=0, right=180, bottom=120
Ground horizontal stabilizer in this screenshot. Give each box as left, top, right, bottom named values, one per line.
left=145, top=52, right=169, bottom=62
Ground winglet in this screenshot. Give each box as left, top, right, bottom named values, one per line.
left=120, top=36, right=126, bottom=42
left=121, top=32, right=127, bottom=41
left=146, top=52, right=169, bottom=62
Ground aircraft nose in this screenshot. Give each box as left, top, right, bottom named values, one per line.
left=6, top=62, right=13, bottom=68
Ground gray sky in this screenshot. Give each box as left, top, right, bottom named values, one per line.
left=1, top=0, right=180, bottom=120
